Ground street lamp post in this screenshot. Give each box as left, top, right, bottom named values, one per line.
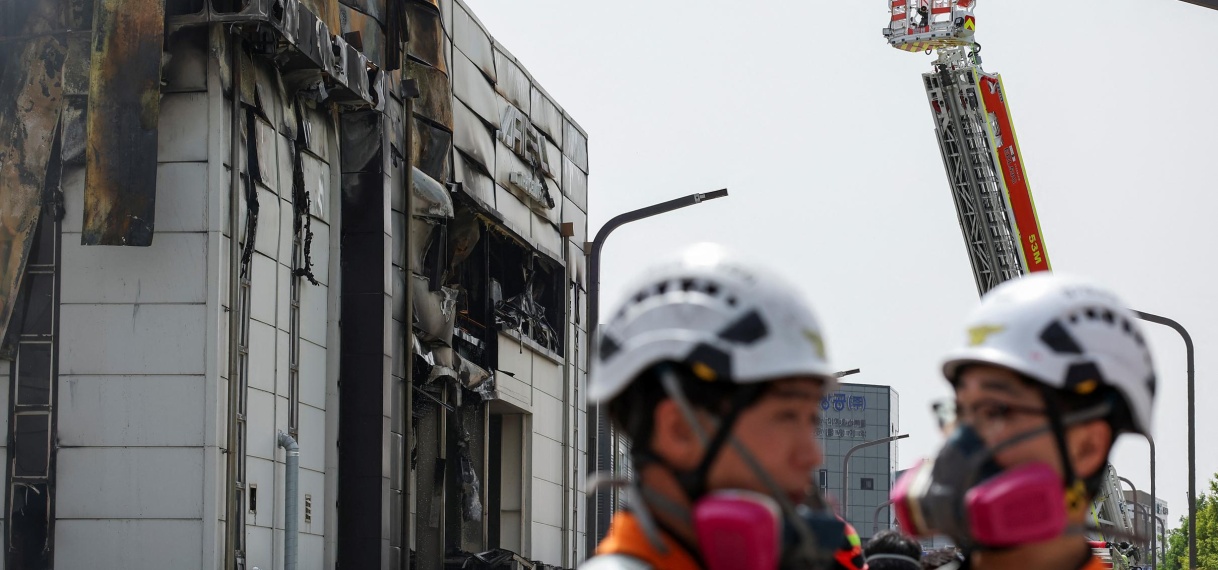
left=1133, top=310, right=1195, bottom=570
left=873, top=497, right=896, bottom=535
left=1117, top=476, right=1151, bottom=567
left=1155, top=515, right=1167, bottom=567
left=841, top=434, right=909, bottom=528
left=584, top=189, right=729, bottom=552
left=1146, top=434, right=1157, bottom=570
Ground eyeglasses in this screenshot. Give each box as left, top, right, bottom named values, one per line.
left=931, top=399, right=1049, bottom=433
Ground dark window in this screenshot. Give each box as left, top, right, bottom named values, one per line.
left=12, top=414, right=50, bottom=478
left=861, top=477, right=875, bottom=491
left=15, top=344, right=52, bottom=407
left=819, top=469, right=829, bottom=488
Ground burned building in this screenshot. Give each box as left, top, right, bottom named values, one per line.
left=0, top=0, right=590, bottom=568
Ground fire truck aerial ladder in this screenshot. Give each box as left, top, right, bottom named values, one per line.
left=885, top=3, right=1143, bottom=566
left=884, top=0, right=1051, bottom=296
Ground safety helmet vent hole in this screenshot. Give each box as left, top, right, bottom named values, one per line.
left=706, top=283, right=720, bottom=296
left=657, top=282, right=669, bottom=295
left=725, top=296, right=737, bottom=307
left=681, top=279, right=696, bottom=292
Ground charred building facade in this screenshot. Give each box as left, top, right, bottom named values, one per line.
left=0, top=0, right=589, bottom=568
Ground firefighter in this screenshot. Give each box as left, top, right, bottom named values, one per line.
left=917, top=5, right=930, bottom=28
left=580, top=243, right=864, bottom=570
left=894, top=274, right=1157, bottom=570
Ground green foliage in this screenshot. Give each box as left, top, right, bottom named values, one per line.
left=1163, top=474, right=1218, bottom=570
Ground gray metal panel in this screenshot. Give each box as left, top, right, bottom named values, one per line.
left=493, top=184, right=534, bottom=242
left=531, top=212, right=562, bottom=260
left=529, top=86, right=563, bottom=147
left=83, top=0, right=164, bottom=246
left=563, top=118, right=589, bottom=173
left=562, top=155, right=588, bottom=213
left=452, top=1, right=495, bottom=83
left=406, top=59, right=454, bottom=129
left=561, top=195, right=587, bottom=246
left=493, top=47, right=531, bottom=114
left=406, top=2, right=447, bottom=73
left=453, top=150, right=496, bottom=208
left=451, top=100, right=495, bottom=174
left=453, top=48, right=500, bottom=129
left=412, top=115, right=453, bottom=183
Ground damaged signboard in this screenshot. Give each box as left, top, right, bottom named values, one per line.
left=0, top=0, right=69, bottom=343
left=82, top=0, right=165, bottom=246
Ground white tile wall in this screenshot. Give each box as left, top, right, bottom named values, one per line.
left=158, top=93, right=210, bottom=162
left=531, top=212, right=562, bottom=256
left=60, top=232, right=207, bottom=304
left=154, top=162, right=210, bottom=232
left=531, top=392, right=563, bottom=442
left=531, top=479, right=563, bottom=528
left=299, top=281, right=328, bottom=347
left=531, top=352, right=562, bottom=400
left=55, top=520, right=204, bottom=570
left=530, top=433, right=563, bottom=486
left=246, top=388, right=278, bottom=461
left=248, top=319, right=278, bottom=393
left=244, top=523, right=274, bottom=570
left=531, top=522, right=562, bottom=566
left=250, top=252, right=279, bottom=326
left=58, top=375, right=205, bottom=447
left=298, top=404, right=326, bottom=472
left=298, top=339, right=327, bottom=408
left=253, top=186, right=281, bottom=258
left=57, top=447, right=204, bottom=518
left=245, top=456, right=277, bottom=527
left=59, top=304, right=206, bottom=376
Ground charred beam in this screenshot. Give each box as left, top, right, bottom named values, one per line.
left=0, top=0, right=68, bottom=344
left=82, top=0, right=165, bottom=246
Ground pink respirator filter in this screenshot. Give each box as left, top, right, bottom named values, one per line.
left=693, top=490, right=782, bottom=570
left=965, top=462, right=1067, bottom=546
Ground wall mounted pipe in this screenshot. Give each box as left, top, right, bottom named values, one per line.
left=224, top=33, right=244, bottom=570
left=279, top=431, right=300, bottom=570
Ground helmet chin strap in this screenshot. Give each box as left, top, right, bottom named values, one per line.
left=657, top=369, right=828, bottom=559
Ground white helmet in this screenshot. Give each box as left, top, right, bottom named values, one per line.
left=589, top=243, right=836, bottom=403
left=942, top=273, right=1156, bottom=434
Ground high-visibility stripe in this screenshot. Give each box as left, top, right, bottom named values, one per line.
left=964, top=16, right=976, bottom=30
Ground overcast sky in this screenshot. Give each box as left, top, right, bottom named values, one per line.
left=465, top=0, right=1218, bottom=530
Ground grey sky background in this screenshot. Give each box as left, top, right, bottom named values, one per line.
left=465, top=0, right=1218, bottom=530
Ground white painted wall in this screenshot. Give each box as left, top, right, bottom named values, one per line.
left=51, top=34, right=338, bottom=568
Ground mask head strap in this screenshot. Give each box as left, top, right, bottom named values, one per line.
left=657, top=367, right=761, bottom=500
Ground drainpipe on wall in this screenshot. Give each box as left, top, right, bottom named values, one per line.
left=224, top=31, right=244, bottom=570
left=279, top=431, right=300, bottom=570
left=560, top=228, right=572, bottom=567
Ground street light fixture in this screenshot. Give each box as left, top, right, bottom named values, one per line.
left=841, top=433, right=909, bottom=528
left=873, top=497, right=896, bottom=535
left=1133, top=310, right=1195, bottom=570
left=584, top=189, right=729, bottom=550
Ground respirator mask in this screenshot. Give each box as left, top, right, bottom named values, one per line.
left=692, top=489, right=852, bottom=570
left=645, top=369, right=852, bottom=570
left=891, top=424, right=1068, bottom=549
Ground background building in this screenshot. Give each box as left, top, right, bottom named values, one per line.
left=817, top=382, right=900, bottom=541
left=0, top=0, right=588, bottom=568
left=1124, top=490, right=1169, bottom=562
